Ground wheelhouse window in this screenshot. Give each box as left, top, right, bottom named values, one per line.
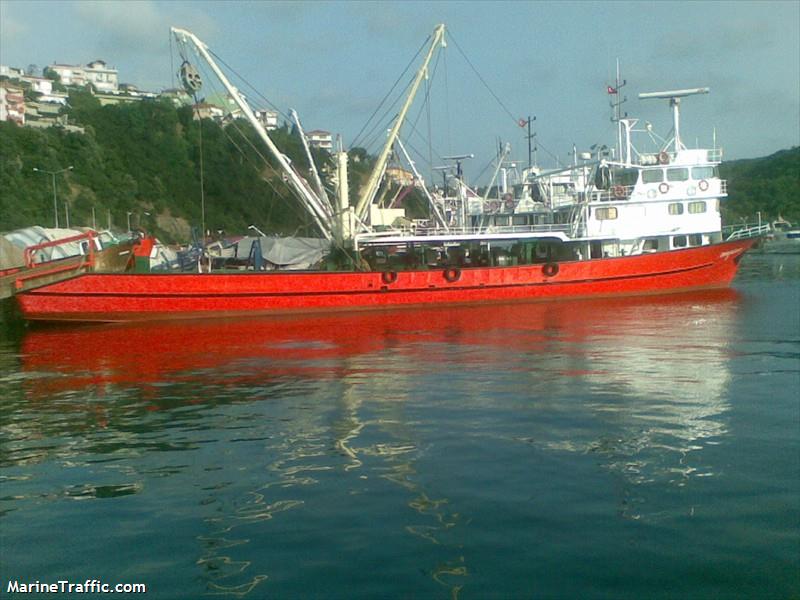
left=688, top=201, right=707, bottom=214
left=688, top=234, right=703, bottom=246
left=673, top=235, right=687, bottom=248
left=668, top=203, right=684, bottom=215
left=596, top=207, right=618, bottom=220
left=691, top=166, right=716, bottom=180
left=642, top=169, right=664, bottom=184
left=667, top=168, right=689, bottom=182
left=643, top=238, right=660, bottom=252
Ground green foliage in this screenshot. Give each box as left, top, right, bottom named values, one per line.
left=720, top=147, right=800, bottom=224
left=0, top=98, right=336, bottom=241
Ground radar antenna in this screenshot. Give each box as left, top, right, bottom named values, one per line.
left=638, top=87, right=709, bottom=153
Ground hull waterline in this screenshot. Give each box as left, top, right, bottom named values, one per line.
left=16, top=238, right=756, bottom=323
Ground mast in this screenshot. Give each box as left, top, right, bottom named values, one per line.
left=290, top=109, right=331, bottom=209
left=609, top=59, right=627, bottom=160
left=171, top=27, right=334, bottom=241
left=354, top=24, right=446, bottom=223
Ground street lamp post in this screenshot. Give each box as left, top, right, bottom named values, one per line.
left=126, top=211, right=134, bottom=233
left=33, top=166, right=73, bottom=228
left=138, top=211, right=151, bottom=230
left=248, top=224, right=267, bottom=237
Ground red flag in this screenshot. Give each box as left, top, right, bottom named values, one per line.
left=518, top=117, right=527, bottom=128
left=607, top=85, right=617, bottom=94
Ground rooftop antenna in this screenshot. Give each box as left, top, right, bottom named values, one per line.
left=608, top=59, right=627, bottom=159
left=519, top=116, right=536, bottom=169
left=638, top=87, right=709, bottom=153
left=441, top=153, right=475, bottom=180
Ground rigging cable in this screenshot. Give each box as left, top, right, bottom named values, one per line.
left=190, top=97, right=207, bottom=244
left=447, top=30, right=564, bottom=167
left=169, top=33, right=176, bottom=92
left=350, top=35, right=429, bottom=150
left=179, top=50, right=316, bottom=238
left=444, top=41, right=452, bottom=160
left=357, top=77, right=415, bottom=154
left=208, top=49, right=290, bottom=123
left=177, top=42, right=208, bottom=245
left=448, top=30, right=519, bottom=127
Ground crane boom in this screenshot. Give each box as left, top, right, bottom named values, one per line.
left=171, top=27, right=333, bottom=241
left=354, top=24, right=446, bottom=222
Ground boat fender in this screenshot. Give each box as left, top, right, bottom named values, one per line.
left=698, top=179, right=709, bottom=192
left=658, top=182, right=669, bottom=194
left=542, top=263, right=559, bottom=277
left=381, top=270, right=398, bottom=284
left=658, top=151, right=670, bottom=165
left=443, top=267, right=461, bottom=283
left=613, top=185, right=626, bottom=199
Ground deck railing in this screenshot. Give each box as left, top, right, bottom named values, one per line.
left=23, top=231, right=97, bottom=268
left=724, top=224, right=771, bottom=241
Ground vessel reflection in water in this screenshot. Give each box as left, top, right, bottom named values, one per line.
left=14, top=290, right=740, bottom=596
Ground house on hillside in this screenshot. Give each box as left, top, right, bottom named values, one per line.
left=306, top=130, right=333, bottom=151
left=47, top=60, right=119, bottom=92
left=192, top=102, right=225, bottom=121
left=84, top=60, right=119, bottom=92
left=0, top=82, right=25, bottom=125
left=20, top=75, right=68, bottom=105
left=386, top=166, right=416, bottom=187
left=255, top=109, right=279, bottom=131
left=0, top=65, right=24, bottom=79
left=160, top=88, right=193, bottom=106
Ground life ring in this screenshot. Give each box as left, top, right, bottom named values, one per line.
left=658, top=182, right=669, bottom=194
left=698, top=179, right=709, bottom=191
left=504, top=198, right=516, bottom=211
left=613, top=185, right=625, bottom=199
left=381, top=270, right=398, bottom=284
left=542, top=263, right=559, bottom=277
left=658, top=151, right=670, bottom=165
left=488, top=200, right=500, bottom=213
left=443, top=267, right=461, bottom=283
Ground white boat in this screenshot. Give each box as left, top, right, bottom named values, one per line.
left=763, top=218, right=800, bottom=254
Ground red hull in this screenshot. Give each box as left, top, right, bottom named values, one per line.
left=16, top=238, right=755, bottom=323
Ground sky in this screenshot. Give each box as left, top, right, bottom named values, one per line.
left=2, top=0, right=798, bottom=184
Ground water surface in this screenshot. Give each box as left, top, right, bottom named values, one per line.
left=1, top=254, right=798, bottom=598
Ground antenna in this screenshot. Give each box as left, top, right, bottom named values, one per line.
left=639, top=87, right=709, bottom=153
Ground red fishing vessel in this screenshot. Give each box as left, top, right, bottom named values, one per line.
left=17, top=237, right=753, bottom=322
left=14, top=26, right=764, bottom=323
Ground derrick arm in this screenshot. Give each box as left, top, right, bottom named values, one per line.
left=354, top=24, right=446, bottom=223
left=171, top=27, right=333, bottom=241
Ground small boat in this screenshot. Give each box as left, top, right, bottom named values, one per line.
left=762, top=218, right=800, bottom=254
left=15, top=25, right=763, bottom=323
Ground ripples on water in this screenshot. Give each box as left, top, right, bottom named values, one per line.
left=1, top=254, right=798, bottom=598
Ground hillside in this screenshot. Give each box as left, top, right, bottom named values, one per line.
left=0, top=90, right=339, bottom=242
left=1, top=93, right=797, bottom=240
left=720, top=147, right=800, bottom=223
